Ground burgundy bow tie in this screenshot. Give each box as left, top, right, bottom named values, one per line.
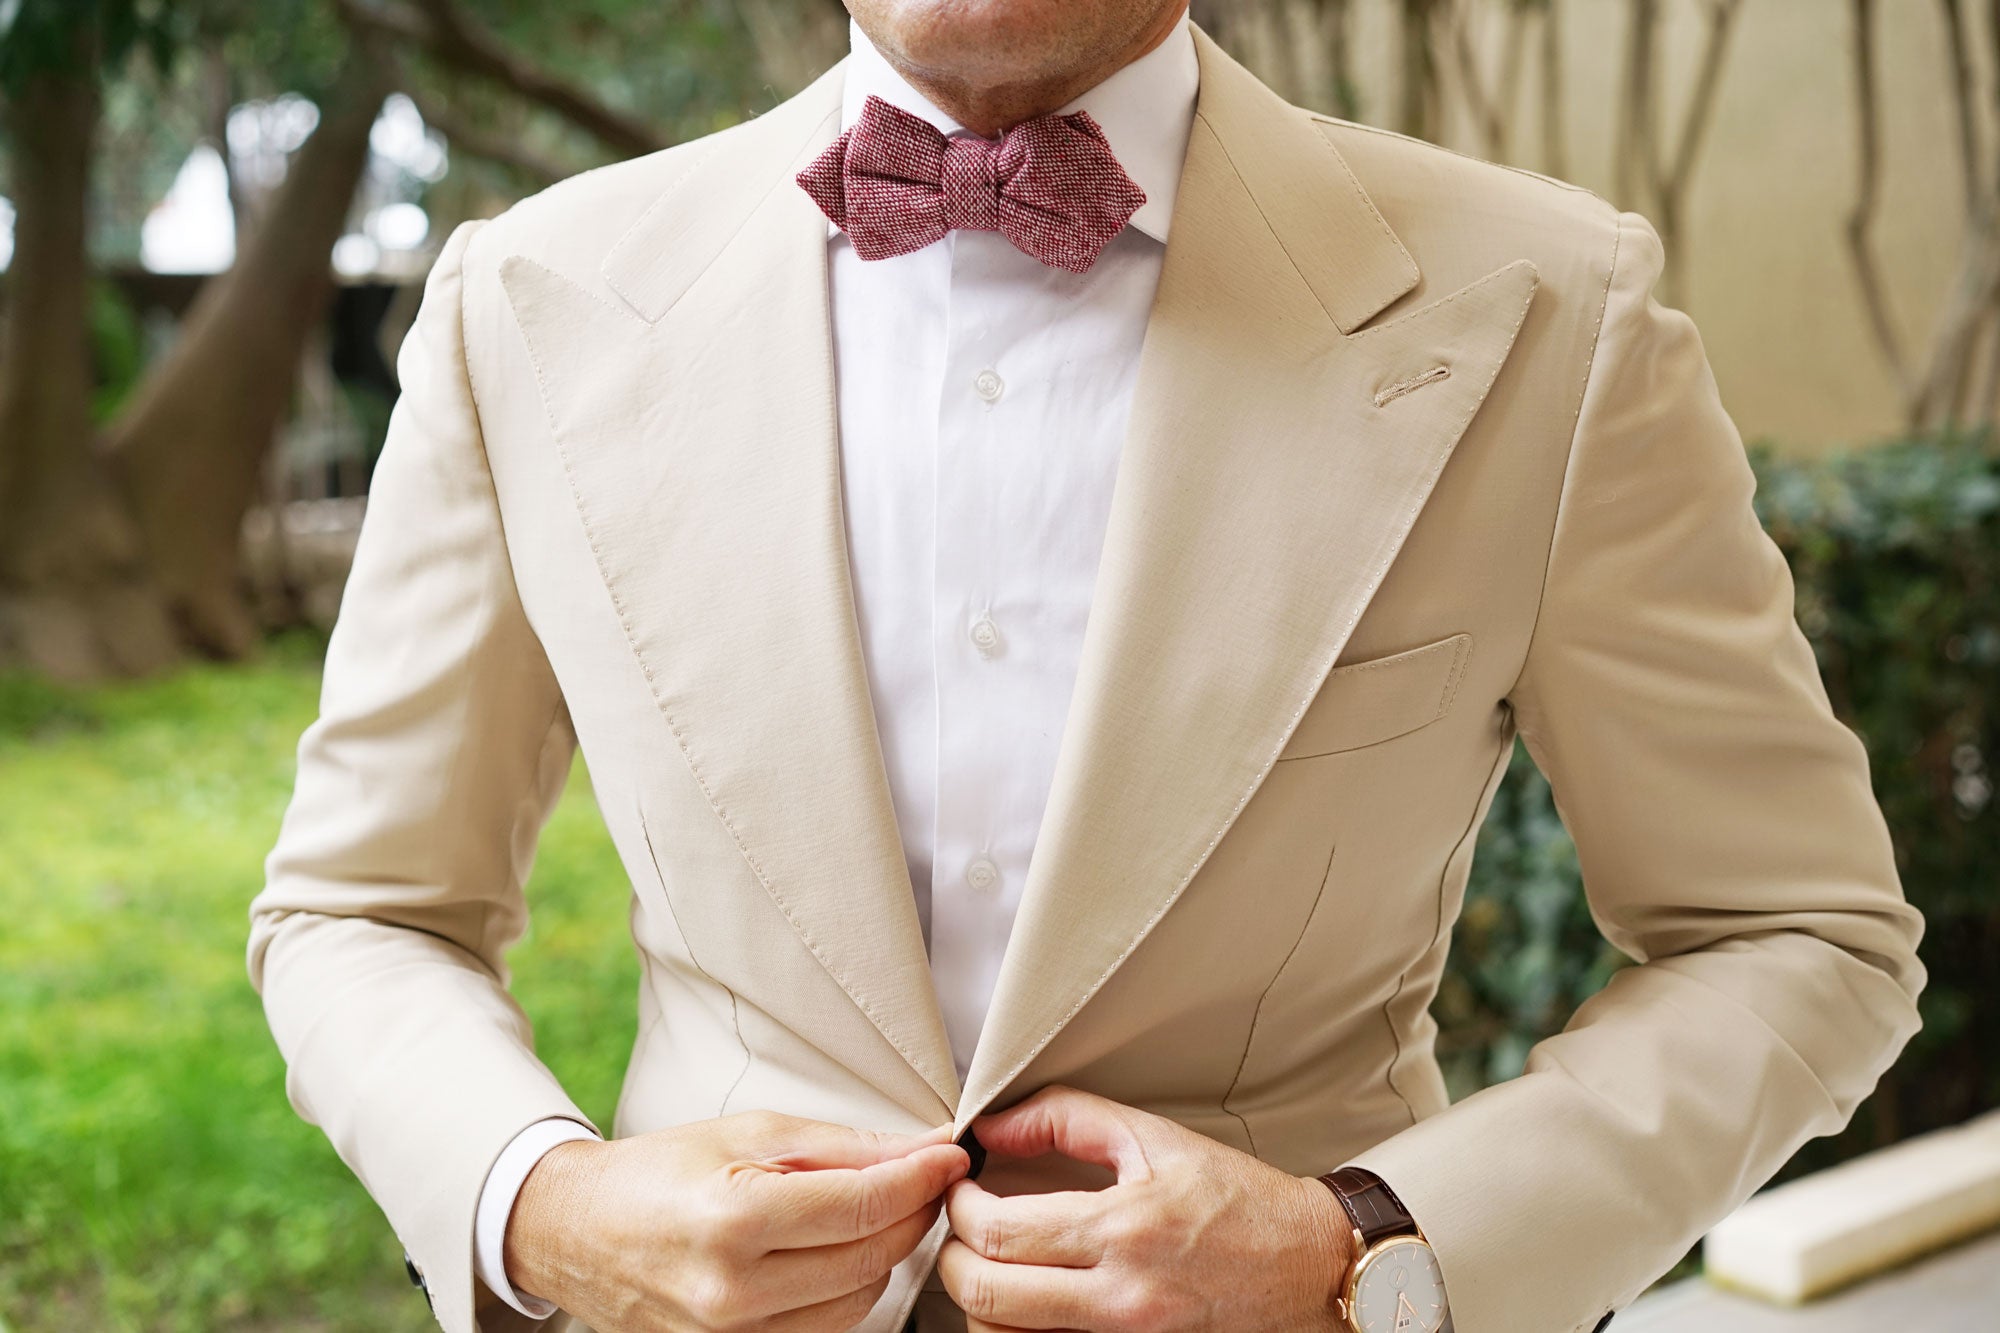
left=796, top=93, right=1147, bottom=275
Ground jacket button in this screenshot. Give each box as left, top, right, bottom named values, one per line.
left=955, top=1125, right=987, bottom=1180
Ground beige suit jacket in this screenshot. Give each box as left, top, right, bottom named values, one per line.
left=249, top=21, right=1925, bottom=1333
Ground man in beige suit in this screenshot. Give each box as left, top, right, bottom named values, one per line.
left=248, top=2, right=1925, bottom=1331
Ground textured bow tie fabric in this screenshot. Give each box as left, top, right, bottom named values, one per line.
left=797, top=93, right=1147, bottom=274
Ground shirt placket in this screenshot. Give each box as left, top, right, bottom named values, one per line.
left=930, top=227, right=1040, bottom=1079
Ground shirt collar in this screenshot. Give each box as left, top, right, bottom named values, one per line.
left=833, top=7, right=1198, bottom=244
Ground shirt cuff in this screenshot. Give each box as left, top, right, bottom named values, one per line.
left=474, top=1116, right=602, bottom=1319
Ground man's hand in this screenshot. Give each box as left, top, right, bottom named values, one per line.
left=938, top=1086, right=1352, bottom=1332
left=504, top=1110, right=970, bottom=1331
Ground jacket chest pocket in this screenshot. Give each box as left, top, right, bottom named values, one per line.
left=1276, top=632, right=1473, bottom=761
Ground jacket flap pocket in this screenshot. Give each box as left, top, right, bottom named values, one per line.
left=1277, top=632, right=1473, bottom=760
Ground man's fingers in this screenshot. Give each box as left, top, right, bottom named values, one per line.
left=760, top=1196, right=943, bottom=1310
left=968, top=1085, right=1139, bottom=1177
left=761, top=1270, right=895, bottom=1333
left=937, top=1236, right=1101, bottom=1331
left=945, top=1178, right=1110, bottom=1267
left=966, top=1321, right=1085, bottom=1333
left=750, top=1141, right=970, bottom=1248
left=739, top=1113, right=958, bottom=1170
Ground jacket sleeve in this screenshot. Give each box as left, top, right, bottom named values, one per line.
left=1346, top=208, right=1926, bottom=1333
left=247, top=218, right=596, bottom=1333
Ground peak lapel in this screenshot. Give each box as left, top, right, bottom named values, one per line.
left=956, top=25, right=1540, bottom=1123
left=502, top=57, right=962, bottom=1114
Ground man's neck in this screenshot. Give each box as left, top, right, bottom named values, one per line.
left=870, top=2, right=1189, bottom=137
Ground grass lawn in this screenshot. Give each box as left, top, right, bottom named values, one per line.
left=0, top=631, right=638, bottom=1332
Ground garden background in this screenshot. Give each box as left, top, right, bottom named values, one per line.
left=2, top=1, right=1995, bottom=1329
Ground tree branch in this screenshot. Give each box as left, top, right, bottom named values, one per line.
left=1845, top=0, right=1915, bottom=411
left=1641, top=0, right=1743, bottom=308
left=1990, top=0, right=2000, bottom=188
left=1656, top=0, right=1742, bottom=201
left=1911, top=211, right=2000, bottom=428
left=336, top=0, right=668, bottom=158
left=1450, top=0, right=1532, bottom=161
left=1939, top=0, right=1981, bottom=220
left=402, top=82, right=570, bottom=186
left=1976, top=0, right=2000, bottom=420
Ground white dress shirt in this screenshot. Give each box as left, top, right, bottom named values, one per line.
left=474, top=11, right=1199, bottom=1315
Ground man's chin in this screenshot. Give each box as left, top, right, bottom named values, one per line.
left=847, top=0, right=1139, bottom=90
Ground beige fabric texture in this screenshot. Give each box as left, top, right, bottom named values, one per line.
left=247, top=21, right=1925, bottom=1333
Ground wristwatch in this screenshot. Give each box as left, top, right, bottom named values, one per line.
left=1317, top=1166, right=1449, bottom=1333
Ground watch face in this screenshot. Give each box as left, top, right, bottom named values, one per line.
left=1349, top=1237, right=1447, bottom=1333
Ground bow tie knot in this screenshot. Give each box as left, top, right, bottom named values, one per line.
left=941, top=135, right=1002, bottom=233
left=797, top=93, right=1147, bottom=275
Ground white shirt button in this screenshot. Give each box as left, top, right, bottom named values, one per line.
left=973, top=369, right=1004, bottom=403
left=965, top=856, right=1001, bottom=892
left=969, top=614, right=1003, bottom=657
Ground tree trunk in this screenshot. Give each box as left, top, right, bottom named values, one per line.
left=105, top=56, right=391, bottom=659
left=0, top=59, right=181, bottom=681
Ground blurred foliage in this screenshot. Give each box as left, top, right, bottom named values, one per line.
left=1759, top=430, right=2000, bottom=1160
left=0, top=0, right=814, bottom=264
left=0, top=632, right=638, bottom=1331
left=1436, top=741, right=1628, bottom=1094
left=1444, top=429, right=2000, bottom=1171
left=391, top=0, right=784, bottom=209
left=87, top=277, right=145, bottom=423
left=0, top=0, right=189, bottom=93
left=0, top=0, right=350, bottom=259
left=203, top=0, right=353, bottom=96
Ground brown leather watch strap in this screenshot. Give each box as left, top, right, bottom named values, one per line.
left=1317, top=1166, right=1419, bottom=1248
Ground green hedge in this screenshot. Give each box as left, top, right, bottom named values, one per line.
left=1440, top=431, right=2000, bottom=1173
